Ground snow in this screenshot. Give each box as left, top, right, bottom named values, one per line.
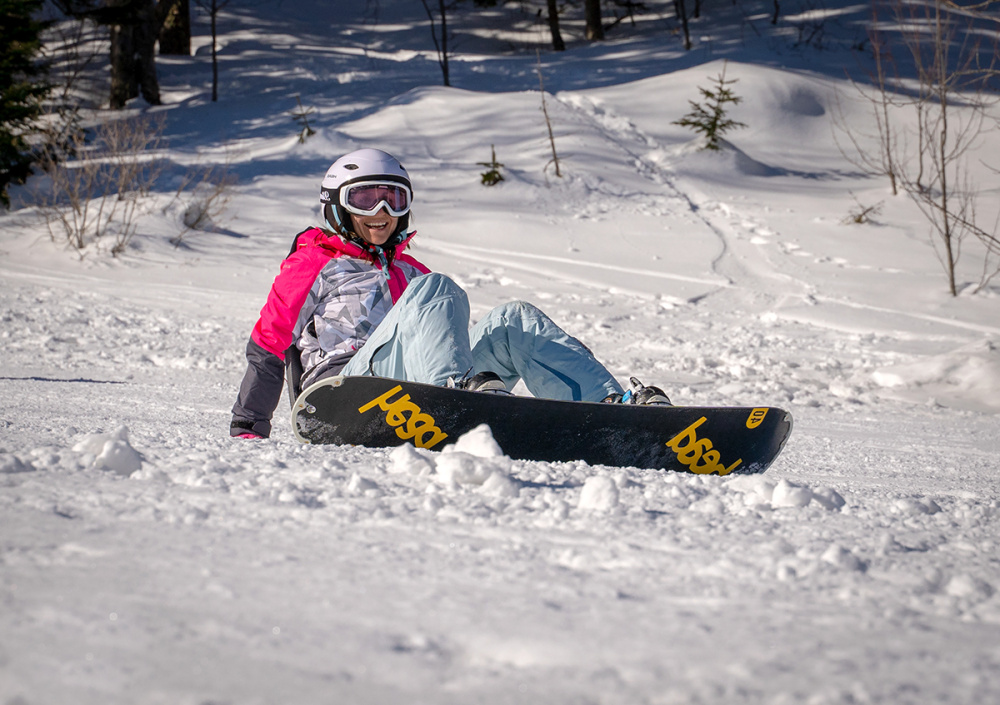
left=2, top=0, right=1000, bottom=702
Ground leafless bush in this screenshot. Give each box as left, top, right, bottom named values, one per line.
left=842, top=194, right=883, bottom=225
left=40, top=114, right=166, bottom=256
left=833, top=5, right=901, bottom=197
left=290, top=94, right=316, bottom=144
left=170, top=154, right=238, bottom=246
left=837, top=0, right=1000, bottom=296
left=894, top=0, right=999, bottom=295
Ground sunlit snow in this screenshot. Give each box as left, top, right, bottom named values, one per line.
left=2, top=1, right=999, bottom=703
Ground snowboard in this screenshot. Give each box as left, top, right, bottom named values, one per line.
left=291, top=376, right=793, bottom=475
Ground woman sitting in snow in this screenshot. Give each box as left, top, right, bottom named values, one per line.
left=230, top=148, right=669, bottom=439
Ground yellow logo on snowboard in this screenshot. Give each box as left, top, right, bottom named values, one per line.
left=666, top=417, right=742, bottom=475
left=746, top=408, right=768, bottom=429
left=358, top=385, right=448, bottom=449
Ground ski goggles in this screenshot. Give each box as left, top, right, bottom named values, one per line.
left=340, top=181, right=412, bottom=217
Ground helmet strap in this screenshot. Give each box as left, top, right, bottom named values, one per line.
left=324, top=204, right=347, bottom=235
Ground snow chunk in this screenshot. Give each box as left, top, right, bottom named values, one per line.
left=578, top=476, right=619, bottom=512
left=72, top=426, right=144, bottom=476
left=433, top=452, right=519, bottom=497
left=432, top=426, right=519, bottom=497
left=0, top=453, right=35, bottom=474
left=770, top=479, right=813, bottom=508
left=728, top=476, right=844, bottom=512
left=443, top=423, right=504, bottom=458
left=690, top=496, right=726, bottom=515
left=821, top=544, right=865, bottom=572
left=434, top=452, right=492, bottom=487
left=389, top=444, right=435, bottom=476
left=892, top=497, right=942, bottom=516
left=479, top=470, right=520, bottom=498
left=945, top=574, right=994, bottom=602
left=347, top=473, right=380, bottom=496
left=434, top=453, right=492, bottom=487
left=812, top=486, right=847, bottom=511
left=726, top=475, right=775, bottom=507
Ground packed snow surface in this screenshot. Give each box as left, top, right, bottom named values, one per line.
left=2, top=1, right=999, bottom=703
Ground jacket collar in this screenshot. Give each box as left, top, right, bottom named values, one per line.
left=309, top=227, right=416, bottom=259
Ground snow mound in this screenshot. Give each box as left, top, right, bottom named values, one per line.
left=71, top=425, right=144, bottom=476
left=649, top=137, right=782, bottom=178
left=872, top=339, right=1000, bottom=412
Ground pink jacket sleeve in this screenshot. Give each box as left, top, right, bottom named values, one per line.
left=251, top=246, right=333, bottom=359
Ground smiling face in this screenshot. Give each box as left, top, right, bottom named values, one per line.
left=349, top=209, right=398, bottom=246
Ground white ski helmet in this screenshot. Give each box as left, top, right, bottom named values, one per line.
left=320, top=148, right=413, bottom=245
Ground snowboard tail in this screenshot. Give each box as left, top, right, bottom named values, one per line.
left=292, top=376, right=792, bottom=475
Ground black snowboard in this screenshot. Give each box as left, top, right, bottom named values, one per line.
left=291, top=376, right=793, bottom=475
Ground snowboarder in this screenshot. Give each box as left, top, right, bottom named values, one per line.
left=231, top=148, right=668, bottom=439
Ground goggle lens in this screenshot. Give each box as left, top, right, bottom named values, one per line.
left=342, top=182, right=411, bottom=216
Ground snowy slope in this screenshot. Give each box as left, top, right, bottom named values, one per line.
left=2, top=1, right=999, bottom=703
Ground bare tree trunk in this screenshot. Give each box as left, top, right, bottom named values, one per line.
left=53, top=0, right=171, bottom=108
left=864, top=8, right=900, bottom=196
left=109, top=22, right=137, bottom=108
left=105, top=0, right=161, bottom=108
left=192, top=0, right=229, bottom=100
left=546, top=0, right=565, bottom=51
left=536, top=53, right=561, bottom=178
left=134, top=0, right=160, bottom=104
left=420, top=0, right=450, bottom=86
left=676, top=0, right=692, bottom=50
left=439, top=0, right=449, bottom=86
left=210, top=4, right=218, bottom=101
left=585, top=0, right=604, bottom=41
left=931, top=3, right=956, bottom=296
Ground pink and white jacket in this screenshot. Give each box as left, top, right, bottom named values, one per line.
left=231, top=227, right=429, bottom=437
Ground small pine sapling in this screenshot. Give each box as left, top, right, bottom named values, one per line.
left=673, top=62, right=747, bottom=151
left=477, top=145, right=505, bottom=186
left=291, top=95, right=316, bottom=143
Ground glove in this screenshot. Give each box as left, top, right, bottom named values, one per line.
left=234, top=432, right=263, bottom=440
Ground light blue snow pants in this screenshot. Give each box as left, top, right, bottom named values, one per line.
left=340, top=273, right=623, bottom=402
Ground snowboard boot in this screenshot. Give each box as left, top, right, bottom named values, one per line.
left=448, top=370, right=511, bottom=395
left=602, top=376, right=672, bottom=405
